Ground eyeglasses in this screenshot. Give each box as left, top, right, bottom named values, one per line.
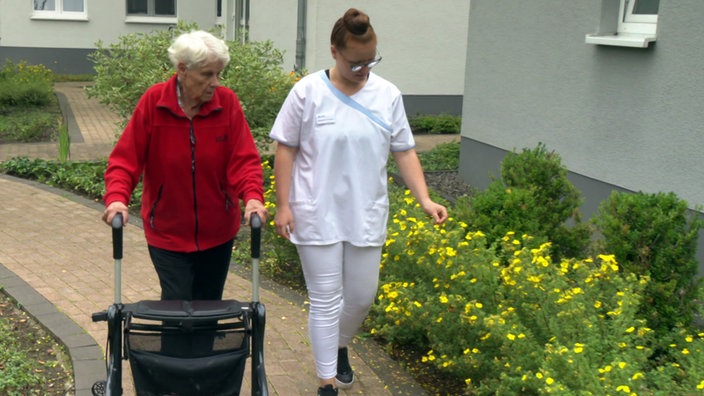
left=339, top=51, right=383, bottom=72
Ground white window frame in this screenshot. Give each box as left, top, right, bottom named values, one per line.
left=32, top=0, right=88, bottom=21
left=620, top=0, right=658, bottom=35
left=216, top=0, right=223, bottom=26
left=125, top=0, right=177, bottom=25
left=585, top=0, right=659, bottom=48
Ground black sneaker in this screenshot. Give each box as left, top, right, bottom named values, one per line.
left=317, top=384, right=338, bottom=396
left=336, top=347, right=354, bottom=389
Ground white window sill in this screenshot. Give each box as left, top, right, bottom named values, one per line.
left=125, top=16, right=178, bottom=25
left=585, top=33, right=656, bottom=48
left=31, top=14, right=88, bottom=22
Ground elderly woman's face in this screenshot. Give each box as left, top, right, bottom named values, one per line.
left=177, top=57, right=224, bottom=105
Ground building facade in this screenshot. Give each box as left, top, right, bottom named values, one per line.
left=0, top=0, right=468, bottom=116
left=459, top=0, right=704, bottom=272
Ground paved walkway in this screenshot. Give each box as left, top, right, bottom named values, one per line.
left=0, top=82, right=457, bottom=396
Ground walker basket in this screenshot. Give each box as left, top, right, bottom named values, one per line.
left=124, top=300, right=251, bottom=396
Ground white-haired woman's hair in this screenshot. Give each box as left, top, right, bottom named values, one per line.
left=167, top=30, right=231, bottom=70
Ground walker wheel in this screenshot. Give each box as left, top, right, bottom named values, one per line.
left=91, top=380, right=106, bottom=396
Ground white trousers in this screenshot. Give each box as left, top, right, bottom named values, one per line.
left=296, top=242, right=382, bottom=380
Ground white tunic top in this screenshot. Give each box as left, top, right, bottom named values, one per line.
left=269, top=70, right=415, bottom=246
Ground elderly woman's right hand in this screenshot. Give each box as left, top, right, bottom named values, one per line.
left=102, top=201, right=129, bottom=226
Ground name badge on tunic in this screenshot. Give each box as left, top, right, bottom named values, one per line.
left=316, top=113, right=335, bottom=125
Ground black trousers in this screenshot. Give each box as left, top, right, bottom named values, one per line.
left=147, top=239, right=235, bottom=356
left=148, top=239, right=235, bottom=300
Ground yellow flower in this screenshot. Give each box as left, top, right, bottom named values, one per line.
left=546, top=377, right=554, bottom=385
left=573, top=343, right=584, bottom=353
left=616, top=385, right=631, bottom=393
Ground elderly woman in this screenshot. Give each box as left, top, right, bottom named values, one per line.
left=102, top=30, right=267, bottom=301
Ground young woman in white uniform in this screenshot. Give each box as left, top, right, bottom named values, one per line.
left=270, top=8, right=448, bottom=396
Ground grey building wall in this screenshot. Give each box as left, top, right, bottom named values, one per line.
left=459, top=1, right=704, bottom=273
left=247, top=0, right=469, bottom=116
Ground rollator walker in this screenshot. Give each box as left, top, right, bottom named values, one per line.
left=91, top=213, right=268, bottom=396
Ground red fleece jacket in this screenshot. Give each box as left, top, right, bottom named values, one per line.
left=104, top=75, right=264, bottom=252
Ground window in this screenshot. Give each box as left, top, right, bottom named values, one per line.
left=126, top=0, right=176, bottom=23
left=585, top=0, right=659, bottom=48
left=32, top=0, right=87, bottom=20
left=126, top=0, right=176, bottom=17
left=620, top=0, right=659, bottom=34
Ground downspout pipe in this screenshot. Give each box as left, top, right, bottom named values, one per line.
left=244, top=0, right=250, bottom=43
left=295, top=0, right=306, bottom=73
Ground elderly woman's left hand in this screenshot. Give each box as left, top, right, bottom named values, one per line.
left=244, top=199, right=269, bottom=225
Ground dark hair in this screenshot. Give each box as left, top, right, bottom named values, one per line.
left=330, top=8, right=376, bottom=49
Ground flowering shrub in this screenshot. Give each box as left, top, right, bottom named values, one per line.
left=0, top=61, right=58, bottom=143
left=0, top=60, right=53, bottom=108
left=260, top=158, right=304, bottom=288
left=367, top=191, right=704, bottom=394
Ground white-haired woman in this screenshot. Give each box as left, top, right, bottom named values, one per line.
left=103, top=30, right=267, bottom=301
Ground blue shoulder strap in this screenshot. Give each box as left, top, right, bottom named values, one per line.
left=319, top=71, right=392, bottom=133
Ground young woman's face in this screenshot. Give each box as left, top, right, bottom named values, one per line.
left=178, top=57, right=224, bottom=105
left=332, top=39, right=378, bottom=84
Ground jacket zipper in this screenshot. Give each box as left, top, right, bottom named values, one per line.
left=190, top=121, right=200, bottom=251
left=149, top=185, right=164, bottom=229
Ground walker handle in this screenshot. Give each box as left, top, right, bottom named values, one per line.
left=250, top=213, right=262, bottom=302
left=250, top=213, right=262, bottom=259
left=112, top=213, right=123, bottom=260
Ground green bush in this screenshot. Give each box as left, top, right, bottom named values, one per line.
left=87, top=21, right=298, bottom=149
left=409, top=113, right=461, bottom=134
left=417, top=141, right=460, bottom=171
left=0, top=157, right=138, bottom=204
left=592, top=191, right=704, bottom=337
left=0, top=109, right=58, bottom=143
left=0, top=60, right=58, bottom=143
left=461, top=143, right=590, bottom=259
left=0, top=60, right=53, bottom=107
